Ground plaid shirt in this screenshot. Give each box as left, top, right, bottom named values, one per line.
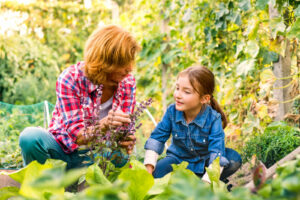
left=48, top=61, right=136, bottom=153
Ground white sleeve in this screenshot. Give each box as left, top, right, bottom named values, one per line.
left=144, top=149, right=159, bottom=169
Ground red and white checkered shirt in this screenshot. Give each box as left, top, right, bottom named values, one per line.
left=48, top=61, right=136, bottom=153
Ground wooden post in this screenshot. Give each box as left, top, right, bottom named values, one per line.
left=269, top=2, right=293, bottom=120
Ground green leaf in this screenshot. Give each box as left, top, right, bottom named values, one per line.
left=8, top=160, right=53, bottom=184
left=119, top=168, right=154, bottom=200
left=0, top=187, right=19, bottom=200
left=260, top=69, right=274, bottom=83
left=171, top=161, right=189, bottom=171
left=239, top=0, right=251, bottom=11
left=287, top=18, right=300, bottom=39
left=16, top=160, right=65, bottom=199
left=205, top=157, right=221, bottom=186
left=245, top=40, right=260, bottom=58
left=216, top=3, right=229, bottom=19
left=162, top=48, right=182, bottom=64
left=257, top=184, right=272, bottom=197
left=260, top=48, right=279, bottom=64
left=270, top=18, right=286, bottom=39
left=147, top=173, right=171, bottom=196
left=86, top=163, right=111, bottom=186
left=281, top=175, right=300, bottom=192
left=60, top=167, right=87, bottom=187
left=256, top=0, right=269, bottom=10
left=236, top=59, right=256, bottom=76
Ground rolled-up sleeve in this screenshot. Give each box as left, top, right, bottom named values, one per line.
left=208, top=115, right=229, bottom=167
left=144, top=107, right=172, bottom=155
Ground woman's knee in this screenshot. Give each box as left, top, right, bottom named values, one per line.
left=19, top=127, right=46, bottom=152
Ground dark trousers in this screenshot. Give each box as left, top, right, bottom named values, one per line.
left=153, top=148, right=242, bottom=180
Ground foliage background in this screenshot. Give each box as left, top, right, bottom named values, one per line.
left=0, top=0, right=299, bottom=168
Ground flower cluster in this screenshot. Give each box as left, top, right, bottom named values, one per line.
left=82, top=90, right=152, bottom=176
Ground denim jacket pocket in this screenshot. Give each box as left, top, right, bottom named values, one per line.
left=192, top=134, right=208, bottom=149
left=172, top=130, right=186, bottom=147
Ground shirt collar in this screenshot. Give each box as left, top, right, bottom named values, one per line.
left=87, top=79, right=99, bottom=94
left=175, top=105, right=210, bottom=128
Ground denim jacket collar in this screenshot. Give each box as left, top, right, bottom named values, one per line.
left=175, top=105, right=210, bottom=128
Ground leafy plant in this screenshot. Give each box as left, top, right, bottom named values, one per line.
left=242, top=121, right=300, bottom=167
left=83, top=95, right=153, bottom=176
left=1, top=156, right=300, bottom=200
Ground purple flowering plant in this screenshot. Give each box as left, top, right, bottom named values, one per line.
left=82, top=85, right=152, bottom=176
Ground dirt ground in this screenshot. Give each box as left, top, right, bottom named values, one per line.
left=228, top=162, right=253, bottom=188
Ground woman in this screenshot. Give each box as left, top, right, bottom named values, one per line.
left=19, top=25, right=140, bottom=169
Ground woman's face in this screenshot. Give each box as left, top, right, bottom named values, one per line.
left=108, top=63, right=133, bottom=85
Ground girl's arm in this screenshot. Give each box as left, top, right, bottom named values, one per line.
left=207, top=114, right=229, bottom=166
left=202, top=114, right=229, bottom=182
left=144, top=106, right=173, bottom=172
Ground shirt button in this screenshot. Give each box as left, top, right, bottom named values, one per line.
left=175, top=134, right=178, bottom=137
left=203, top=139, right=206, bottom=142
left=191, top=148, right=193, bottom=151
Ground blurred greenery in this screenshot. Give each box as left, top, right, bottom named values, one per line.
left=1, top=157, right=299, bottom=199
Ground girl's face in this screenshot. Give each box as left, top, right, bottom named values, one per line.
left=173, top=75, right=203, bottom=113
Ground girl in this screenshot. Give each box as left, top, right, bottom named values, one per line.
left=144, top=65, right=241, bottom=183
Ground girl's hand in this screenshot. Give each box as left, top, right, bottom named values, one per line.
left=118, top=134, right=136, bottom=154
left=145, top=164, right=154, bottom=174
left=107, top=109, right=131, bottom=127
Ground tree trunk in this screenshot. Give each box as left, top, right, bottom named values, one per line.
left=273, top=39, right=293, bottom=120
left=269, top=3, right=293, bottom=120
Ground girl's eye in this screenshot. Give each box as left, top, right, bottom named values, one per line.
left=184, top=91, right=191, bottom=94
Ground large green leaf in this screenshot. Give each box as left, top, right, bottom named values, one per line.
left=256, top=0, right=269, bottom=10
left=287, top=18, right=300, bottom=39
left=0, top=187, right=19, bottom=200
left=147, top=173, right=171, bottom=196
left=238, top=0, right=251, bottom=11
left=86, top=163, right=111, bottom=186
left=16, top=160, right=64, bottom=199
left=245, top=40, right=260, bottom=58
left=119, top=162, right=154, bottom=200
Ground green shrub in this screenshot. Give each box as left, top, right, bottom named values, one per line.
left=242, top=121, right=300, bottom=168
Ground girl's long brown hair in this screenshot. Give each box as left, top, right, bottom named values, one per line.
left=179, top=65, right=228, bottom=128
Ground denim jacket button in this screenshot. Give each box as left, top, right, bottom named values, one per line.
left=191, top=148, right=193, bottom=151
left=203, top=139, right=206, bottom=142
left=175, top=134, right=178, bottom=137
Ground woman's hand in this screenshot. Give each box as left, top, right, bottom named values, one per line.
left=106, top=109, right=131, bottom=127
left=118, top=134, right=136, bottom=154
left=76, top=117, right=108, bottom=145
left=145, top=164, right=154, bottom=174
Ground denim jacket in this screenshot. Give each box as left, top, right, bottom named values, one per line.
left=144, top=104, right=229, bottom=174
